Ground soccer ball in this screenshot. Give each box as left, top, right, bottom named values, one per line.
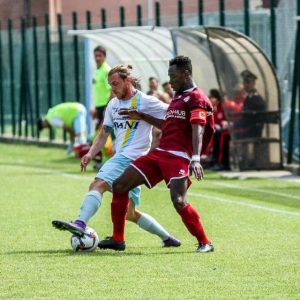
left=70, top=226, right=99, bottom=252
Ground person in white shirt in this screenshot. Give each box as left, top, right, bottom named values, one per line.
left=52, top=64, right=181, bottom=249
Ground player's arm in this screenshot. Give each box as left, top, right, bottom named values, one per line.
left=118, top=108, right=164, bottom=129
left=80, top=126, right=111, bottom=172
left=189, top=124, right=205, bottom=180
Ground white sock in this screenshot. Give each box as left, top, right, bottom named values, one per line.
left=78, top=190, right=102, bottom=224
left=137, top=213, right=170, bottom=241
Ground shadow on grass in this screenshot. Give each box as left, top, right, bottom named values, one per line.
left=4, top=248, right=194, bottom=257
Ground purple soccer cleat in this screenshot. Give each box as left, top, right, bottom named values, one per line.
left=52, top=220, right=86, bottom=237
left=163, top=236, right=181, bottom=247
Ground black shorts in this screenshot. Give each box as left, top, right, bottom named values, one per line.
left=95, top=106, right=107, bottom=128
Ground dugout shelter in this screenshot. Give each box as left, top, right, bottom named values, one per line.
left=69, top=26, right=282, bottom=171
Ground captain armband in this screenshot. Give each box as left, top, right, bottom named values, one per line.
left=190, top=108, right=207, bottom=124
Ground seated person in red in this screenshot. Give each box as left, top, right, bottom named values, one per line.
left=209, top=89, right=230, bottom=171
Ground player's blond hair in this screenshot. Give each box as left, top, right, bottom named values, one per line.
left=108, top=64, right=140, bottom=89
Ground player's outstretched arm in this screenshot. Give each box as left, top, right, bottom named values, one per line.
left=80, top=126, right=111, bottom=172
left=118, top=108, right=164, bottom=129
left=189, top=124, right=205, bottom=180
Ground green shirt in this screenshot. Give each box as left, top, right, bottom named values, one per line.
left=45, top=102, right=83, bottom=128
left=92, top=61, right=111, bottom=107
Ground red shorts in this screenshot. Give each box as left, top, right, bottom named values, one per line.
left=131, top=149, right=191, bottom=188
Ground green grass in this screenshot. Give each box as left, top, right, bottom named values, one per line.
left=0, top=143, right=299, bottom=299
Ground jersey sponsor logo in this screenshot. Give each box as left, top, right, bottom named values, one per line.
left=165, top=109, right=186, bottom=120
left=183, top=96, right=190, bottom=102
left=114, top=121, right=139, bottom=130
left=179, top=169, right=186, bottom=176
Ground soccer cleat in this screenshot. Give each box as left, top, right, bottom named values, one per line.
left=52, top=220, right=86, bottom=237
left=98, top=236, right=126, bottom=251
left=196, top=243, right=214, bottom=253
left=163, top=236, right=181, bottom=247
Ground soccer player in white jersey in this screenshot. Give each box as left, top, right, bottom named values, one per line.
left=52, top=64, right=180, bottom=250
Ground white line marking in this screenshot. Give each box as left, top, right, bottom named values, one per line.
left=155, top=187, right=300, bottom=217
left=4, top=163, right=300, bottom=217
left=212, top=181, right=300, bottom=201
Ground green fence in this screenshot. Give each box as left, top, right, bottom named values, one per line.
left=0, top=0, right=298, bottom=161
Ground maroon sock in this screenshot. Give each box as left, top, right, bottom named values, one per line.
left=111, top=191, right=129, bottom=242
left=177, top=203, right=210, bottom=244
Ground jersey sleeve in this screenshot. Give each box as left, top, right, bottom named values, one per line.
left=188, top=91, right=213, bottom=126
left=142, top=96, right=168, bottom=119
left=48, top=117, right=64, bottom=128
left=103, top=100, right=114, bottom=128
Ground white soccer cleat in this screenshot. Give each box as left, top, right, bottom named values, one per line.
left=196, top=243, right=214, bottom=253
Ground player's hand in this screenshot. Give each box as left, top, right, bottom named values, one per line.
left=189, top=160, right=204, bottom=181
left=80, top=153, right=92, bottom=172
left=118, top=108, right=141, bottom=120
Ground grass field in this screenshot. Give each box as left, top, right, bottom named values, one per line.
left=0, top=143, right=299, bottom=299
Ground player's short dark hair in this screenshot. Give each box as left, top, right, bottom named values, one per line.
left=37, top=117, right=44, bottom=131
left=241, top=70, right=257, bottom=82
left=148, top=77, right=158, bottom=81
left=169, top=55, right=192, bottom=74
left=209, top=89, right=222, bottom=101
left=162, top=81, right=170, bottom=88
left=94, top=45, right=107, bottom=56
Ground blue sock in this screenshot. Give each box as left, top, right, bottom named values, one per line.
left=78, top=190, right=102, bottom=224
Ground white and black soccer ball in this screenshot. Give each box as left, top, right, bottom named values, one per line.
left=70, top=226, right=99, bottom=252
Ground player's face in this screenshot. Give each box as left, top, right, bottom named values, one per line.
left=243, top=79, right=256, bottom=93
left=108, top=73, right=129, bottom=99
left=94, top=51, right=106, bottom=67
left=168, top=65, right=186, bottom=92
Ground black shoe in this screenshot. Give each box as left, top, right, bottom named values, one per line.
left=52, top=220, right=85, bottom=237
left=98, top=236, right=126, bottom=251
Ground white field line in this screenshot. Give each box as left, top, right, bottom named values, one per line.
left=155, top=187, right=300, bottom=218
left=3, top=163, right=300, bottom=217
left=212, top=181, right=300, bottom=201
left=2, top=163, right=91, bottom=181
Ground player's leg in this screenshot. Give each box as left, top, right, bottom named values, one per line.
left=52, top=154, right=120, bottom=236
left=126, top=190, right=181, bottom=247
left=169, top=178, right=213, bottom=253
left=99, top=151, right=164, bottom=250
left=52, top=178, right=109, bottom=236
left=159, top=152, right=213, bottom=253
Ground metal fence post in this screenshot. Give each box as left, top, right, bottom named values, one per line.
left=101, top=9, right=106, bottom=29
left=155, top=2, right=160, bottom=26
left=287, top=0, right=300, bottom=163
left=178, top=0, right=183, bottom=27
left=0, top=20, right=4, bottom=134
left=120, top=6, right=125, bottom=27
left=86, top=10, right=92, bottom=30
left=72, top=11, right=80, bottom=102
left=137, top=5, right=142, bottom=26
left=220, top=0, right=225, bottom=26
left=198, top=0, right=203, bottom=26
left=8, top=19, right=16, bottom=136
left=45, top=14, right=53, bottom=140
left=270, top=0, right=277, bottom=68
left=57, top=13, right=67, bottom=141
left=244, top=0, right=250, bottom=36
left=32, top=16, right=40, bottom=138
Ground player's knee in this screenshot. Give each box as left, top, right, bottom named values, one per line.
left=112, top=177, right=128, bottom=193
left=89, top=179, right=107, bottom=194
left=171, top=195, right=186, bottom=210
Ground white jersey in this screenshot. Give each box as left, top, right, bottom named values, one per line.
left=103, top=90, right=167, bottom=160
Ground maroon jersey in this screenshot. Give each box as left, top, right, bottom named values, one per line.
left=214, top=102, right=227, bottom=126
left=159, top=87, right=214, bottom=157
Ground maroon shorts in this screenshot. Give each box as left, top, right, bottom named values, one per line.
left=131, top=149, right=191, bottom=188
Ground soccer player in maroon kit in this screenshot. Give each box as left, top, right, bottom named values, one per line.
left=98, top=56, right=215, bottom=253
